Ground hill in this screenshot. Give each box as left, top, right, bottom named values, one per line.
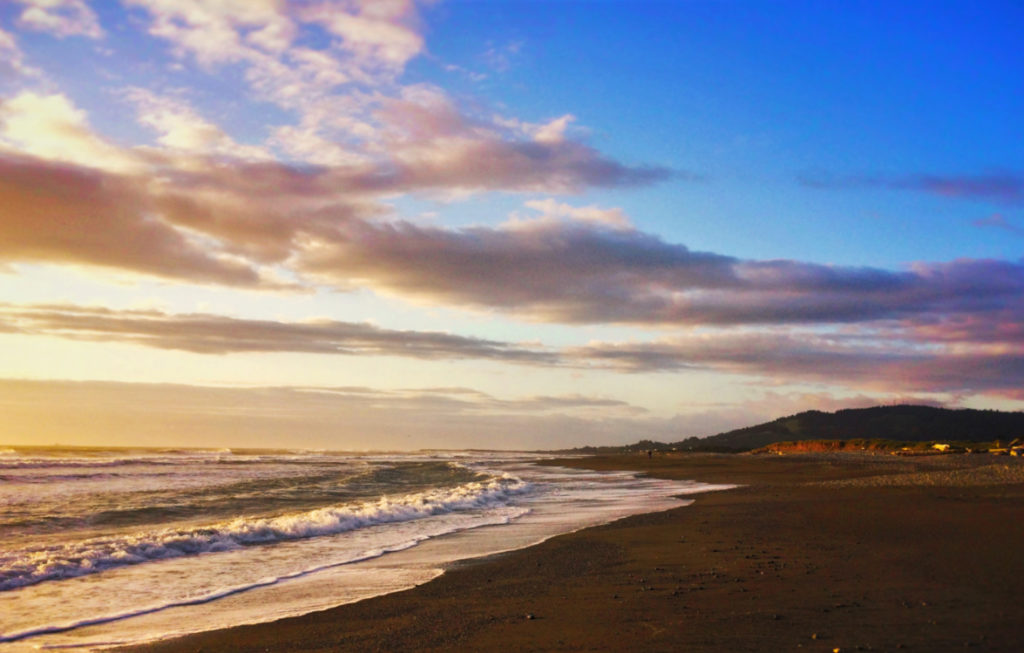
left=671, top=405, right=1024, bottom=452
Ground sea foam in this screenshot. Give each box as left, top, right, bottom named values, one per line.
left=0, top=473, right=530, bottom=592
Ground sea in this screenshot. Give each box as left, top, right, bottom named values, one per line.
left=0, top=446, right=731, bottom=651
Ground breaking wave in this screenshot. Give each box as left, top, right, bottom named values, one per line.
left=0, top=473, right=530, bottom=592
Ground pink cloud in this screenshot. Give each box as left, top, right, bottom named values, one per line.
left=0, top=303, right=556, bottom=363
left=802, top=172, right=1024, bottom=204
left=0, top=154, right=265, bottom=285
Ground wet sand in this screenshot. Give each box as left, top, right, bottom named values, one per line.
left=126, top=453, right=1024, bottom=652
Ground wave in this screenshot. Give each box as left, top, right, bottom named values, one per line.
left=0, top=540, right=426, bottom=644
left=0, top=454, right=269, bottom=470
left=0, top=473, right=530, bottom=592
left=0, top=452, right=352, bottom=471
left=0, top=457, right=187, bottom=470
left=0, top=501, right=533, bottom=647
left=0, top=472, right=128, bottom=483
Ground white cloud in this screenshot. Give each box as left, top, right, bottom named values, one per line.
left=124, top=88, right=271, bottom=160
left=14, top=0, right=103, bottom=39
left=123, top=0, right=292, bottom=65
left=0, top=27, right=38, bottom=78
left=0, top=91, right=139, bottom=173
left=533, top=114, right=575, bottom=144
left=520, top=199, right=633, bottom=230
left=300, top=0, right=424, bottom=70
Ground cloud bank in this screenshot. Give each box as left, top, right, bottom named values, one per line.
left=1, top=0, right=1021, bottom=416
left=0, top=379, right=663, bottom=450
left=0, top=303, right=555, bottom=363
left=5, top=302, right=1024, bottom=399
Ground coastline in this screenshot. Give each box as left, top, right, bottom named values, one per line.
left=122, top=452, right=1024, bottom=652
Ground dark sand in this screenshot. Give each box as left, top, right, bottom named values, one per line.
left=125, top=453, right=1024, bottom=652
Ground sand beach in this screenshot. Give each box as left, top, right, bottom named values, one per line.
left=123, top=452, right=1024, bottom=652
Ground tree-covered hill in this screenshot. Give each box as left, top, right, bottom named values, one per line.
left=674, top=405, right=1024, bottom=452
left=560, top=405, right=1024, bottom=453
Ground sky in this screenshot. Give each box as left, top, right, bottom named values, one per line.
left=1, top=0, right=1023, bottom=450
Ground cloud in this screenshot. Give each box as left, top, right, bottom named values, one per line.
left=0, top=153, right=266, bottom=285
left=365, top=83, right=673, bottom=193
left=13, top=0, right=103, bottom=39
left=124, top=88, right=272, bottom=160
left=802, top=172, right=1024, bottom=204
left=299, top=205, right=1024, bottom=328
left=6, top=300, right=1024, bottom=399
left=0, top=303, right=557, bottom=363
left=972, top=213, right=1024, bottom=237
left=0, top=379, right=658, bottom=450
left=0, top=85, right=671, bottom=286
left=568, top=329, right=1024, bottom=398
left=298, top=207, right=739, bottom=319
left=0, top=91, right=140, bottom=173
left=0, top=379, right=967, bottom=451
left=299, top=0, right=424, bottom=70
left=910, top=174, right=1024, bottom=204
left=3, top=115, right=1022, bottom=336
left=0, top=7, right=675, bottom=291
left=0, top=27, right=38, bottom=79
left=519, top=198, right=633, bottom=229
left=892, top=311, right=1024, bottom=347
left=376, top=133, right=672, bottom=193
left=123, top=0, right=294, bottom=66
left=569, top=330, right=912, bottom=375
left=482, top=39, right=523, bottom=73
left=123, top=0, right=414, bottom=97
left=120, top=0, right=673, bottom=193
left=532, top=114, right=575, bottom=145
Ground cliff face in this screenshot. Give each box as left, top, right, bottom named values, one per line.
left=754, top=440, right=888, bottom=454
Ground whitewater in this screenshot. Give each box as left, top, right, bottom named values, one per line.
left=0, top=447, right=730, bottom=651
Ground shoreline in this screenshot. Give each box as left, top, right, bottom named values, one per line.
left=122, top=452, right=1024, bottom=652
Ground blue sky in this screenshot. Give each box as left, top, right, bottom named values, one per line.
left=422, top=1, right=1024, bottom=261
left=0, top=1, right=1022, bottom=449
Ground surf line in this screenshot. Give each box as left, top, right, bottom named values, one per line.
left=2, top=503, right=530, bottom=646
left=0, top=541, right=424, bottom=645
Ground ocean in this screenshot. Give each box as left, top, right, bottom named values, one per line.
left=0, top=447, right=729, bottom=650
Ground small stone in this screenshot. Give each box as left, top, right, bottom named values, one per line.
left=525, top=613, right=536, bottom=620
